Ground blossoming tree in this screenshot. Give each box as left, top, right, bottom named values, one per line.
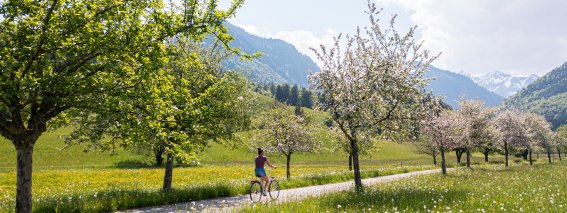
left=254, top=104, right=320, bottom=179
left=495, top=109, right=529, bottom=167
left=421, top=110, right=465, bottom=175
left=309, top=1, right=437, bottom=190
left=456, top=99, right=495, bottom=167
left=557, top=124, right=567, bottom=160
left=522, top=113, right=553, bottom=164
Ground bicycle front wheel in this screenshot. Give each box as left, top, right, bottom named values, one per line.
left=268, top=179, right=280, bottom=200
left=249, top=181, right=263, bottom=202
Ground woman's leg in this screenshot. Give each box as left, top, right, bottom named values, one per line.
left=262, top=176, right=269, bottom=192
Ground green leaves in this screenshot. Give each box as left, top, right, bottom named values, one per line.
left=0, top=0, right=248, bottom=145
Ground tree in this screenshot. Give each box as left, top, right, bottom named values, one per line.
left=300, top=88, right=313, bottom=108
left=310, top=1, right=437, bottom=191
left=555, top=124, right=567, bottom=161
left=281, top=84, right=291, bottom=104
left=331, top=124, right=377, bottom=170
left=522, top=113, right=552, bottom=164
left=253, top=104, right=320, bottom=179
left=421, top=110, right=465, bottom=175
left=495, top=109, right=528, bottom=167
left=290, top=84, right=300, bottom=106
left=275, top=85, right=284, bottom=102
left=454, top=148, right=466, bottom=164
left=479, top=123, right=499, bottom=162
left=455, top=99, right=494, bottom=168
left=67, top=38, right=253, bottom=191
left=0, top=1, right=244, bottom=211
left=414, top=138, right=438, bottom=165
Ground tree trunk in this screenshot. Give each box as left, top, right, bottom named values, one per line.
left=441, top=146, right=447, bottom=176
left=547, top=150, right=552, bottom=164
left=455, top=150, right=462, bottom=163
left=504, top=141, right=509, bottom=167
left=483, top=149, right=489, bottom=162
left=521, top=149, right=528, bottom=160
left=350, top=138, right=362, bottom=192
left=348, top=153, right=353, bottom=170
left=466, top=148, right=471, bottom=168
left=16, top=142, right=34, bottom=213
left=154, top=143, right=165, bottom=167
left=529, top=150, right=533, bottom=165
left=286, top=154, right=291, bottom=179
left=162, top=152, right=174, bottom=191
left=557, top=148, right=562, bottom=161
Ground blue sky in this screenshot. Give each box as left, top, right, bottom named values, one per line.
left=220, top=0, right=567, bottom=77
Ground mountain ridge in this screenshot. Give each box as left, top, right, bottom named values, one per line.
left=223, top=23, right=505, bottom=109
left=425, top=66, right=505, bottom=108
left=505, top=62, right=567, bottom=129
left=469, top=71, right=539, bottom=97
left=223, top=23, right=318, bottom=87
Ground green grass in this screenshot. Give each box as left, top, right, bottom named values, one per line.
left=244, top=163, right=567, bottom=212
left=0, top=128, right=145, bottom=170
left=0, top=164, right=437, bottom=212
left=0, top=93, right=542, bottom=212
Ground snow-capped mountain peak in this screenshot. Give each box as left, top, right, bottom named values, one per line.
left=469, top=71, right=539, bottom=98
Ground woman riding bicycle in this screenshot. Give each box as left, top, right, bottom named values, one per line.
left=255, top=148, right=276, bottom=196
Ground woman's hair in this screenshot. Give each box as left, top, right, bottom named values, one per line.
left=257, top=148, right=263, bottom=155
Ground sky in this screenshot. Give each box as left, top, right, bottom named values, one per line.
left=221, top=0, right=567, bottom=77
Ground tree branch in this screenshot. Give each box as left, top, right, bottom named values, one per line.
left=21, top=0, right=59, bottom=77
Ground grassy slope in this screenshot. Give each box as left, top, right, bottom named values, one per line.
left=0, top=93, right=441, bottom=170
left=0, top=128, right=145, bottom=170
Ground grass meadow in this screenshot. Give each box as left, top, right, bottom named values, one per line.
left=0, top=124, right=445, bottom=212
left=0, top=95, right=551, bottom=212
left=244, top=163, right=567, bottom=213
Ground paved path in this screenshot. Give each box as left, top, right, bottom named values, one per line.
left=119, top=168, right=447, bottom=213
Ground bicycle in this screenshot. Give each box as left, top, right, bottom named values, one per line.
left=249, top=171, right=280, bottom=202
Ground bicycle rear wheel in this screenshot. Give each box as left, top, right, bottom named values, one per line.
left=249, top=181, right=263, bottom=202
left=268, top=179, right=280, bottom=200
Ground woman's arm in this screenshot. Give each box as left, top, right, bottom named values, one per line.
left=266, top=159, right=276, bottom=168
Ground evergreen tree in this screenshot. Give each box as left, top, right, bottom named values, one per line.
left=300, top=89, right=313, bottom=108
left=290, top=85, right=300, bottom=106
left=275, top=85, right=284, bottom=102
left=282, top=84, right=291, bottom=104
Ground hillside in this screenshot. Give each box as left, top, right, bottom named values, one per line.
left=223, top=23, right=319, bottom=87
left=505, top=62, right=567, bottom=129
left=0, top=93, right=431, bottom=170
left=425, top=66, right=505, bottom=108
left=469, top=71, right=538, bottom=97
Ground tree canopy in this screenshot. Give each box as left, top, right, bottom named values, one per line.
left=310, top=1, right=438, bottom=191
left=0, top=0, right=245, bottom=211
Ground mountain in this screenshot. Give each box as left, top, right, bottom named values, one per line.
left=222, top=24, right=503, bottom=108
left=223, top=23, right=319, bottom=87
left=505, top=62, right=567, bottom=129
left=469, top=71, right=539, bottom=97
left=425, top=66, right=505, bottom=108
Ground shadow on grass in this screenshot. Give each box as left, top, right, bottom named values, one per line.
left=113, top=160, right=157, bottom=169
left=318, top=188, right=469, bottom=212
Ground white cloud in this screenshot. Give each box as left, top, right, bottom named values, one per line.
left=377, top=0, right=567, bottom=76
left=231, top=22, right=338, bottom=66
left=231, top=22, right=264, bottom=37
left=273, top=29, right=337, bottom=66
